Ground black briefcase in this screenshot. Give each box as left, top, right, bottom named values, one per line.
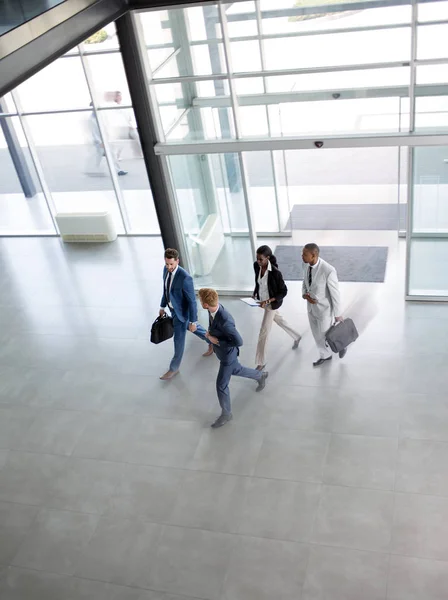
left=325, top=318, right=359, bottom=353
left=150, top=314, right=174, bottom=344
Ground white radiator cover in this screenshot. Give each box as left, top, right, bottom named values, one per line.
left=190, top=213, right=225, bottom=276
left=55, top=212, right=117, bottom=242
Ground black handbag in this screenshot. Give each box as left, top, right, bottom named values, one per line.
left=150, top=314, right=174, bottom=344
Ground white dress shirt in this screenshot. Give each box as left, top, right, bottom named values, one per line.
left=258, top=260, right=272, bottom=302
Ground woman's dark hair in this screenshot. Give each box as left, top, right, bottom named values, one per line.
left=256, top=245, right=278, bottom=268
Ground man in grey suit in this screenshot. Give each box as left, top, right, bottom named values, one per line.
left=193, top=288, right=268, bottom=428
left=302, top=243, right=345, bottom=367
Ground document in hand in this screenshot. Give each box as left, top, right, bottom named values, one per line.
left=240, top=297, right=260, bottom=307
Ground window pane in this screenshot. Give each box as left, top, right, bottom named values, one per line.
left=15, top=57, right=91, bottom=112
left=418, top=0, right=448, bottom=22
left=0, top=117, right=54, bottom=234
left=261, top=4, right=411, bottom=35
left=409, top=240, right=448, bottom=296
left=166, top=107, right=235, bottom=141
left=244, top=151, right=280, bottom=233
left=263, top=28, right=411, bottom=69
left=24, top=113, right=125, bottom=234
left=141, top=8, right=226, bottom=78
left=415, top=96, right=448, bottom=132
left=416, top=64, right=448, bottom=84
left=98, top=108, right=160, bottom=234
left=230, top=41, right=262, bottom=72
left=85, top=54, right=132, bottom=107
left=152, top=79, right=234, bottom=141
left=225, top=1, right=258, bottom=38
left=412, top=146, right=448, bottom=233
left=417, top=24, right=448, bottom=60
left=168, top=153, right=253, bottom=290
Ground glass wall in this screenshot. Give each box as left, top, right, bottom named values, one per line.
left=408, top=145, right=448, bottom=298
left=0, top=22, right=160, bottom=236
left=138, top=0, right=448, bottom=294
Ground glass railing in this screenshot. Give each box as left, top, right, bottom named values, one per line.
left=0, top=0, right=67, bottom=36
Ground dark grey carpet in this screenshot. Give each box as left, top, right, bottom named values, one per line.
left=287, top=203, right=407, bottom=230
left=275, top=246, right=389, bottom=283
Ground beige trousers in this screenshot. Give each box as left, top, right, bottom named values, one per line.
left=255, top=305, right=301, bottom=366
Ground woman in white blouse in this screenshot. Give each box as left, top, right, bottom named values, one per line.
left=253, top=245, right=302, bottom=370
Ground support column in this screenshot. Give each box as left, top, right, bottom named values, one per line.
left=0, top=98, right=36, bottom=198
left=115, top=11, right=181, bottom=252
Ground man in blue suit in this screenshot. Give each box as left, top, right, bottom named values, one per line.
left=159, top=248, right=212, bottom=380
left=195, top=288, right=269, bottom=428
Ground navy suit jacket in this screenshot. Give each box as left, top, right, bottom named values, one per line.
left=160, top=266, right=198, bottom=324
left=208, top=304, right=243, bottom=365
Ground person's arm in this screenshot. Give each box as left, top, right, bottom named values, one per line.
left=274, top=270, right=287, bottom=302
left=327, top=268, right=342, bottom=319
left=183, top=273, right=198, bottom=324
left=253, top=262, right=259, bottom=299
left=302, top=267, right=307, bottom=298
left=213, top=315, right=243, bottom=349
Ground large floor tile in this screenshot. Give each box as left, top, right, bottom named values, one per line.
left=47, top=457, right=123, bottom=514
left=0, top=503, right=39, bottom=565
left=0, top=407, right=38, bottom=450
left=312, top=485, right=394, bottom=552
left=332, top=389, right=404, bottom=437
left=302, top=545, right=389, bottom=600
left=19, top=409, right=91, bottom=456
left=0, top=452, right=67, bottom=505
left=105, top=464, right=183, bottom=523
left=392, top=493, right=448, bottom=560
left=222, top=535, right=309, bottom=600
left=266, top=385, right=335, bottom=432
left=323, top=434, right=397, bottom=490
left=396, top=439, right=448, bottom=496
left=0, top=567, right=159, bottom=600
left=401, top=395, right=448, bottom=442
left=75, top=517, right=163, bottom=588
left=11, top=508, right=98, bottom=575
left=149, top=525, right=235, bottom=600
left=128, top=418, right=203, bottom=468
left=387, top=555, right=448, bottom=600
left=238, top=477, right=321, bottom=542
left=168, top=471, right=248, bottom=534
left=255, top=429, right=330, bottom=482
left=0, top=449, right=8, bottom=470
left=72, top=413, right=142, bottom=462
left=189, top=426, right=265, bottom=476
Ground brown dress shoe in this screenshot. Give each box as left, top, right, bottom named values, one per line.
left=160, top=370, right=179, bottom=381
left=202, top=345, right=214, bottom=357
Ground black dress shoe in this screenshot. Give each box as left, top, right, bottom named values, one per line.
left=256, top=371, right=269, bottom=392
left=211, top=413, right=233, bottom=428
left=313, top=356, right=332, bottom=367
left=339, top=348, right=347, bottom=359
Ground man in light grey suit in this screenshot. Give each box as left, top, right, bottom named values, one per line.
left=302, top=243, right=344, bottom=366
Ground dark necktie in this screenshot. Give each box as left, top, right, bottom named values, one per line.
left=308, top=266, right=312, bottom=287
left=209, top=313, right=213, bottom=329
left=166, top=272, right=172, bottom=305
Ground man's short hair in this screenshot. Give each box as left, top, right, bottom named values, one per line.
left=304, top=243, right=320, bottom=254
left=164, top=248, right=179, bottom=260
left=198, top=288, right=219, bottom=307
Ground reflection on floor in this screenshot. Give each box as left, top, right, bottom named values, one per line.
left=0, top=236, right=448, bottom=599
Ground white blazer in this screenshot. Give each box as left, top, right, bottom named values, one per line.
left=302, top=258, right=341, bottom=319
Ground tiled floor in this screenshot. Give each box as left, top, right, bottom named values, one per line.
left=0, top=235, right=447, bottom=599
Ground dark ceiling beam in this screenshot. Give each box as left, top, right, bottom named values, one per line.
left=0, top=0, right=128, bottom=97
